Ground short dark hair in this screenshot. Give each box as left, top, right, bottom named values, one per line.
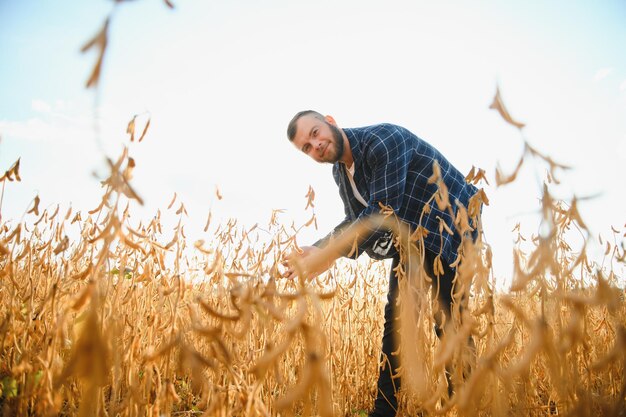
left=287, top=110, right=324, bottom=142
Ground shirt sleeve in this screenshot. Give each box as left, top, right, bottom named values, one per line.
left=312, top=217, right=352, bottom=250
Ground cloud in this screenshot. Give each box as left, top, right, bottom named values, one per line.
left=620, top=80, right=626, bottom=92
left=0, top=112, right=103, bottom=145
left=31, top=99, right=51, bottom=113
left=0, top=118, right=53, bottom=143
left=593, top=67, right=613, bottom=83
left=0, top=99, right=109, bottom=145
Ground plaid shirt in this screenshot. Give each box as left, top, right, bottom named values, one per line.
left=314, top=123, right=478, bottom=266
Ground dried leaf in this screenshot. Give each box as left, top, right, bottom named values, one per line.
left=410, top=225, right=429, bottom=242
left=495, top=155, right=524, bottom=187
left=304, top=185, right=315, bottom=210
left=175, top=203, right=187, bottom=216
left=437, top=216, right=455, bottom=236
left=81, top=17, right=110, bottom=89
left=0, top=158, right=21, bottom=182
left=138, top=118, right=150, bottom=142
left=49, top=204, right=59, bottom=221
left=427, top=160, right=441, bottom=184
left=70, top=264, right=94, bottom=281
left=489, top=85, right=525, bottom=129
left=167, top=192, right=177, bottom=209
left=567, top=197, right=588, bottom=231
left=126, top=116, right=136, bottom=142
left=27, top=195, right=40, bottom=216
left=71, top=212, right=82, bottom=224
left=53, top=236, right=69, bottom=255
left=0, top=242, right=9, bottom=257
left=203, top=211, right=212, bottom=232
left=466, top=165, right=489, bottom=185
left=11, top=158, right=21, bottom=181
left=303, top=213, right=316, bottom=227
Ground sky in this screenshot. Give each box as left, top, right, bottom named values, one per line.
left=1, top=0, right=625, bottom=284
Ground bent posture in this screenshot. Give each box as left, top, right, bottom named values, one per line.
left=283, top=110, right=478, bottom=417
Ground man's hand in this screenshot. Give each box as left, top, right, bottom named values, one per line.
left=281, top=245, right=331, bottom=280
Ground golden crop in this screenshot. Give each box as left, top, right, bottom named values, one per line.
left=0, top=35, right=624, bottom=413
left=0, top=123, right=623, bottom=417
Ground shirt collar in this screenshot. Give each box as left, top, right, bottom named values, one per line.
left=340, top=127, right=363, bottom=171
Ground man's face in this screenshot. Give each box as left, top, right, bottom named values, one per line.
left=291, top=114, right=344, bottom=164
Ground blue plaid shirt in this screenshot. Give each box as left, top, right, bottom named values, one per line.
left=314, top=123, right=478, bottom=266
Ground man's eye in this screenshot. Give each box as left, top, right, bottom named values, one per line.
left=312, top=129, right=318, bottom=137
left=303, top=145, right=310, bottom=153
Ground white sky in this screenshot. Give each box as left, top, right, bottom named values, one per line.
left=1, top=0, right=625, bottom=285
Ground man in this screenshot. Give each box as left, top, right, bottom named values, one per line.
left=283, top=110, right=479, bottom=417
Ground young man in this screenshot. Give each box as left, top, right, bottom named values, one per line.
left=283, top=110, right=479, bottom=417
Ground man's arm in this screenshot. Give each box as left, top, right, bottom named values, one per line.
left=312, top=217, right=352, bottom=249
left=281, top=245, right=340, bottom=280
left=281, top=217, right=351, bottom=280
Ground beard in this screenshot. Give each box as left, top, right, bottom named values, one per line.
left=327, top=122, right=345, bottom=163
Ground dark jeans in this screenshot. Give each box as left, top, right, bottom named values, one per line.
left=370, top=251, right=456, bottom=417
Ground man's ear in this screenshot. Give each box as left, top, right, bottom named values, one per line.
left=324, top=115, right=337, bottom=126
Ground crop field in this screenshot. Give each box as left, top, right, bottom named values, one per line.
left=0, top=130, right=624, bottom=417
left=0, top=4, right=624, bottom=415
